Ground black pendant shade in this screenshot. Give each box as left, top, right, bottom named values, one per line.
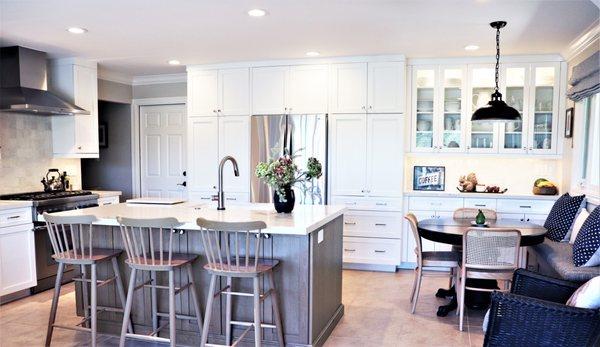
left=471, top=21, right=521, bottom=122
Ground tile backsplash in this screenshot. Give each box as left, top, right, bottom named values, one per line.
left=0, top=112, right=81, bottom=194
left=405, top=155, right=563, bottom=195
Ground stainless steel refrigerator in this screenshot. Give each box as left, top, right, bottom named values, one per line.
left=250, top=114, right=327, bottom=205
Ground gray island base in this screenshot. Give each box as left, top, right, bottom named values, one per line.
left=54, top=203, right=345, bottom=346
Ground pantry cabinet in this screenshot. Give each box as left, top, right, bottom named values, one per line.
left=188, top=68, right=250, bottom=116
left=251, top=66, right=289, bottom=114
left=49, top=59, right=99, bottom=158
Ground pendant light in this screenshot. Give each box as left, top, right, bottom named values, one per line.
left=471, top=21, right=521, bottom=122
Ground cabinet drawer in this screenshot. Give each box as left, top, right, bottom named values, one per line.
left=343, top=211, right=402, bottom=239
left=331, top=196, right=402, bottom=211
left=408, top=196, right=463, bottom=212
left=464, top=198, right=497, bottom=210
left=0, top=208, right=32, bottom=228
left=497, top=199, right=554, bottom=214
left=343, top=237, right=401, bottom=265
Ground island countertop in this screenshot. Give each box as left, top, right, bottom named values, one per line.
left=51, top=202, right=346, bottom=235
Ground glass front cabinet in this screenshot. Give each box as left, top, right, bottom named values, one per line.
left=411, top=62, right=561, bottom=155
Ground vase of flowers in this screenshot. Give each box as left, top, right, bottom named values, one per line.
left=255, top=152, right=322, bottom=213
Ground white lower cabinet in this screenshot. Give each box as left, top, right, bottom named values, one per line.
left=0, top=208, right=36, bottom=296
left=343, top=237, right=402, bottom=266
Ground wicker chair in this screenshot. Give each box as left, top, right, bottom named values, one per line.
left=453, top=208, right=498, bottom=220
left=484, top=269, right=600, bottom=347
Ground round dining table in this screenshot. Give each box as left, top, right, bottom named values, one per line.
left=417, top=217, right=547, bottom=316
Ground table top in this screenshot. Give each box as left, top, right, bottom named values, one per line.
left=418, top=217, right=547, bottom=246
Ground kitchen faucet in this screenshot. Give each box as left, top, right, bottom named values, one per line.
left=215, top=156, right=239, bottom=210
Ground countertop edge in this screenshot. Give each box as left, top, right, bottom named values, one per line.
left=91, top=190, right=123, bottom=198
left=404, top=191, right=560, bottom=200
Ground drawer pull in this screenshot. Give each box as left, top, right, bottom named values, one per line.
left=374, top=223, right=387, bottom=226
left=519, top=205, right=532, bottom=209
left=344, top=248, right=356, bottom=252
left=200, top=197, right=211, bottom=200
left=374, top=250, right=386, bottom=253
left=226, top=197, right=237, bottom=201
left=375, top=202, right=388, bottom=206
left=344, top=222, right=357, bottom=225
left=7, top=215, right=21, bottom=220
left=346, top=202, right=357, bottom=205
left=474, top=204, right=486, bottom=207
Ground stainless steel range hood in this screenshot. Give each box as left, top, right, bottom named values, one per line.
left=0, top=46, right=89, bottom=116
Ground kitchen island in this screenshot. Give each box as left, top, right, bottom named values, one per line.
left=51, top=202, right=346, bottom=346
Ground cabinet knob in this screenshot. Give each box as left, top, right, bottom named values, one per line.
left=369, top=106, right=373, bottom=110
left=362, top=106, right=366, bottom=110
left=77, top=146, right=82, bottom=150
left=218, top=109, right=221, bottom=112
left=529, top=147, right=533, bottom=150
left=213, top=110, right=217, bottom=113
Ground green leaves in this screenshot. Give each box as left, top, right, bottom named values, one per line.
left=255, top=153, right=323, bottom=201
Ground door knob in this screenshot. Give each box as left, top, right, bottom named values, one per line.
left=177, top=181, right=187, bottom=187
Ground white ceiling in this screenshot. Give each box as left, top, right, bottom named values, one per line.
left=0, top=0, right=598, bottom=78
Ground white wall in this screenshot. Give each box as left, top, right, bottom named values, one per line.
left=0, top=112, right=81, bottom=194
left=98, top=79, right=133, bottom=104
left=132, top=82, right=186, bottom=99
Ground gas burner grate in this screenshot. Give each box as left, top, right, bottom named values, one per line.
left=0, top=190, right=93, bottom=201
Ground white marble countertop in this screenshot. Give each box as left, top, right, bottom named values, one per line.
left=405, top=190, right=560, bottom=200
left=0, top=200, right=33, bottom=211
left=50, top=202, right=347, bottom=235
left=91, top=190, right=122, bottom=198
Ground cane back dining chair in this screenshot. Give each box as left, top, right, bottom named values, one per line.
left=43, top=213, right=132, bottom=347
left=196, top=218, right=285, bottom=347
left=453, top=208, right=498, bottom=220
left=116, top=216, right=204, bottom=347
left=405, top=213, right=460, bottom=314
left=458, top=227, right=521, bottom=331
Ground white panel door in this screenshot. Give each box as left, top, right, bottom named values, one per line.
left=74, top=65, right=99, bottom=154
left=366, top=114, right=403, bottom=197
left=330, top=63, right=368, bottom=113
left=368, top=62, right=405, bottom=113
left=188, top=70, right=219, bottom=116
left=218, top=68, right=250, bottom=115
left=188, top=116, right=219, bottom=192
left=289, top=64, right=329, bottom=114
left=329, top=114, right=367, bottom=196
left=140, top=104, right=187, bottom=198
left=251, top=66, right=289, bottom=115
left=0, top=224, right=37, bottom=296
left=218, top=116, right=250, bottom=193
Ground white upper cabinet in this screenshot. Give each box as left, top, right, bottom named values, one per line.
left=329, top=114, right=368, bottom=196
left=251, top=66, right=289, bottom=115
left=499, top=64, right=529, bottom=154
left=467, top=64, right=499, bottom=153
left=366, top=114, right=404, bottom=197
left=368, top=62, right=405, bottom=113
left=187, top=117, right=219, bottom=191
left=218, top=116, right=250, bottom=193
left=49, top=60, right=99, bottom=158
left=289, top=64, right=329, bottom=114
left=329, top=63, right=368, bottom=113
left=528, top=63, right=559, bottom=155
left=188, top=68, right=249, bottom=116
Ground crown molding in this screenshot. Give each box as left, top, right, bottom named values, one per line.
left=131, top=73, right=187, bottom=86
left=97, top=68, right=133, bottom=85
left=563, top=19, right=599, bottom=61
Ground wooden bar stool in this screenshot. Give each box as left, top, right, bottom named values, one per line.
left=43, top=213, right=132, bottom=347
left=196, top=218, right=285, bottom=347
left=116, top=216, right=204, bottom=347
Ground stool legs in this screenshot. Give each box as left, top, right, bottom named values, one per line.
left=253, top=277, right=262, bottom=346
left=111, top=257, right=134, bottom=334
left=201, top=274, right=217, bottom=347
left=268, top=271, right=285, bottom=347
left=119, top=268, right=137, bottom=347
left=90, top=264, right=98, bottom=347
left=186, top=264, right=204, bottom=335
left=225, top=276, right=232, bottom=346
left=45, top=262, right=65, bottom=347
left=168, top=270, right=176, bottom=347
left=151, top=270, right=158, bottom=332
left=81, top=265, right=90, bottom=328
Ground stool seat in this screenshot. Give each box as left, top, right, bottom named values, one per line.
left=125, top=252, right=198, bottom=271
left=52, top=248, right=122, bottom=265
left=204, top=258, right=279, bottom=277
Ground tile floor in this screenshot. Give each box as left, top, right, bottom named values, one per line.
left=0, top=269, right=486, bottom=347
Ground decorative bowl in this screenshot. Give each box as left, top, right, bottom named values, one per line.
left=533, top=186, right=558, bottom=195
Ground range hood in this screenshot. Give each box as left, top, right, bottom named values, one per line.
left=0, top=46, right=89, bottom=116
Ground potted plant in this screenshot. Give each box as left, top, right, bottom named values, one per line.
left=255, top=152, right=322, bottom=213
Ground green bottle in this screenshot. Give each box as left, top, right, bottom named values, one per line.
left=476, top=209, right=486, bottom=225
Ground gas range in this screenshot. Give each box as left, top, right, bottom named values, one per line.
left=0, top=190, right=99, bottom=218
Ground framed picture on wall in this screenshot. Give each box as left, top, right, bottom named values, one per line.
left=413, top=166, right=445, bottom=191
left=565, top=107, right=574, bottom=138
left=98, top=122, right=108, bottom=148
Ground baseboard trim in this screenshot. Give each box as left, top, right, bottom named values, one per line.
left=312, top=304, right=345, bottom=347
left=342, top=263, right=397, bottom=272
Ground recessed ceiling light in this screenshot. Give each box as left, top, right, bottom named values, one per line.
left=168, top=60, right=181, bottom=66
left=464, top=45, right=479, bottom=51
left=67, top=27, right=87, bottom=34
left=247, top=9, right=267, bottom=17
left=306, top=51, right=320, bottom=57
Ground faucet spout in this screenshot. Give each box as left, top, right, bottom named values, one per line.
left=217, top=156, right=239, bottom=210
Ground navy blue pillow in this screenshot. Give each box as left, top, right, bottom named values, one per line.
left=573, top=206, right=600, bottom=267
left=544, top=193, right=586, bottom=241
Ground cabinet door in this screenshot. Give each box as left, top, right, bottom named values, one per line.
left=329, top=63, right=368, bottom=113
left=467, top=65, right=499, bottom=153
left=74, top=65, right=99, bottom=154
left=218, top=68, right=250, bottom=116
left=188, top=70, right=219, bottom=116
left=0, top=224, right=37, bottom=296
left=251, top=66, right=289, bottom=115
left=329, top=114, right=367, bottom=196
left=188, top=117, right=219, bottom=191
left=412, top=67, right=436, bottom=152
left=439, top=67, right=467, bottom=152
left=527, top=64, right=559, bottom=154
left=218, top=116, right=250, bottom=193
left=368, top=62, right=405, bottom=113
left=366, top=114, right=403, bottom=197
left=289, top=64, right=329, bottom=114
left=499, top=65, right=529, bottom=154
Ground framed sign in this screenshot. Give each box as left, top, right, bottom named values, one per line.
left=413, top=166, right=445, bottom=191
left=99, top=122, right=108, bottom=148
left=565, top=107, right=574, bottom=138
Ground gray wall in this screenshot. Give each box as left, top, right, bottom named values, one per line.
left=132, top=82, right=186, bottom=99
left=81, top=101, right=133, bottom=199
left=98, top=79, right=133, bottom=104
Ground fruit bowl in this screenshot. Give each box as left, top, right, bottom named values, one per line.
left=533, top=186, right=558, bottom=195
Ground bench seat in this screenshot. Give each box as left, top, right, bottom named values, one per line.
left=530, top=239, right=599, bottom=283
